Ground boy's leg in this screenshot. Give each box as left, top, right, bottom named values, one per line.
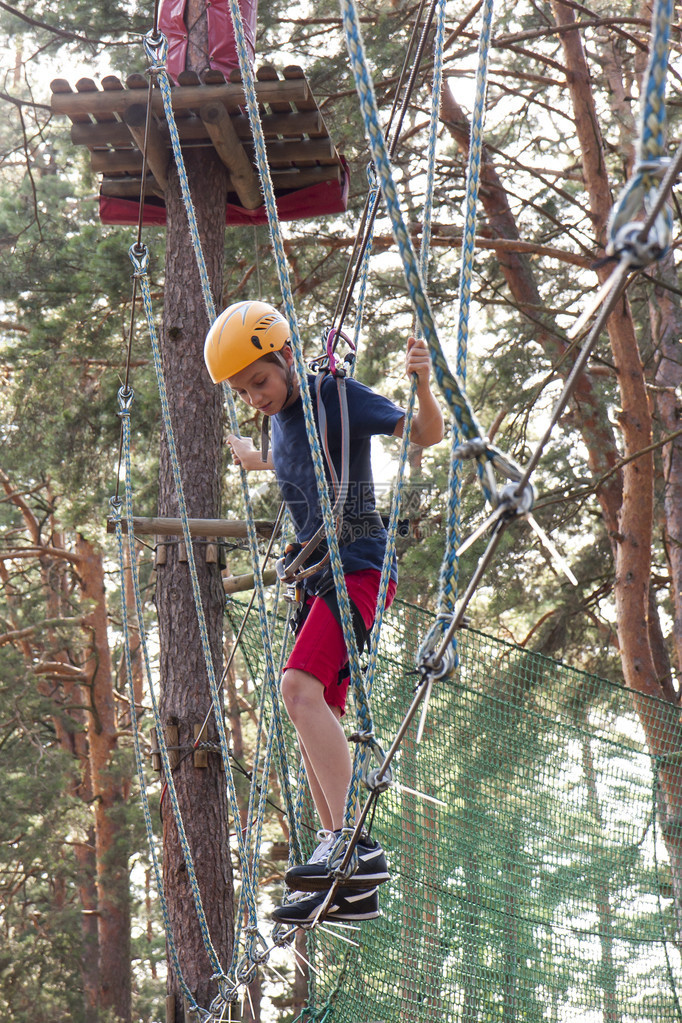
left=281, top=570, right=397, bottom=831
left=281, top=668, right=351, bottom=831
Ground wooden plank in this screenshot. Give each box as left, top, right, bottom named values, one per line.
left=199, top=102, right=262, bottom=209
left=51, top=79, right=311, bottom=119
left=106, top=515, right=276, bottom=538
left=123, top=102, right=169, bottom=191
left=125, top=73, right=148, bottom=90
left=267, top=165, right=342, bottom=189
left=243, top=138, right=336, bottom=166
left=100, top=176, right=165, bottom=199
left=99, top=163, right=341, bottom=196
left=91, top=150, right=155, bottom=173
left=202, top=69, right=227, bottom=85
left=283, top=65, right=327, bottom=138
left=223, top=569, right=278, bottom=594
left=50, top=79, right=92, bottom=126
left=70, top=109, right=325, bottom=147
left=76, top=78, right=116, bottom=124
left=102, top=75, right=135, bottom=151
left=257, top=65, right=293, bottom=117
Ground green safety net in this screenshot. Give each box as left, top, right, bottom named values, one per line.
left=228, top=597, right=682, bottom=1022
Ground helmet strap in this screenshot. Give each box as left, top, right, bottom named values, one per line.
left=261, top=351, right=296, bottom=462
left=261, top=415, right=270, bottom=463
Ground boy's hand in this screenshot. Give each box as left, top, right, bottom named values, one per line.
left=227, top=434, right=262, bottom=470
left=405, top=336, right=432, bottom=388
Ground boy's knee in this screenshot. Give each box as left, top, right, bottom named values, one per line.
left=281, top=669, right=323, bottom=716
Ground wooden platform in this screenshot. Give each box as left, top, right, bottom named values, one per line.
left=50, top=65, right=348, bottom=223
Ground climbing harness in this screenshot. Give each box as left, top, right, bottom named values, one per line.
left=108, top=0, right=682, bottom=1012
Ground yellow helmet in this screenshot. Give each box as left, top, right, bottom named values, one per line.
left=204, top=300, right=291, bottom=383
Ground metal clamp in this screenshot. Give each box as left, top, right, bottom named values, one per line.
left=128, top=242, right=150, bottom=278
left=109, top=496, right=123, bottom=520
left=497, top=480, right=535, bottom=521
left=607, top=218, right=668, bottom=269
left=417, top=612, right=459, bottom=682
left=117, top=386, right=134, bottom=416
left=143, top=30, right=168, bottom=72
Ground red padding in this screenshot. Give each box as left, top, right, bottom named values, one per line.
left=158, top=0, right=257, bottom=82
left=98, top=160, right=350, bottom=226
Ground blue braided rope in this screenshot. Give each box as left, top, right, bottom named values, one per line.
left=419, top=0, right=446, bottom=288
left=132, top=249, right=263, bottom=950
left=351, top=179, right=381, bottom=358
left=147, top=29, right=303, bottom=887
left=346, top=376, right=419, bottom=808
left=339, top=0, right=488, bottom=460
left=439, top=0, right=495, bottom=622
left=639, top=0, right=672, bottom=164
left=607, top=0, right=673, bottom=261
left=113, top=394, right=221, bottom=1001
left=110, top=493, right=203, bottom=1017
left=222, top=0, right=374, bottom=778
left=145, top=35, right=216, bottom=325
left=364, top=0, right=446, bottom=675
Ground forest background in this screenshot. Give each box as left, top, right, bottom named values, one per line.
left=1, top=0, right=682, bottom=1021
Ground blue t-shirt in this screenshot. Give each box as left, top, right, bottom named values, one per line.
left=270, top=374, right=404, bottom=583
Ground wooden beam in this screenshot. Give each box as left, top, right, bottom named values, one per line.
left=100, top=176, right=165, bottom=199
left=223, top=569, right=278, bottom=593
left=199, top=102, right=262, bottom=209
left=70, top=109, right=325, bottom=147
left=107, top=516, right=276, bottom=538
left=123, top=103, right=170, bottom=191
left=99, top=164, right=341, bottom=199
left=51, top=78, right=311, bottom=119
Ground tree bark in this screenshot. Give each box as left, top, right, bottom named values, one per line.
left=551, top=0, right=682, bottom=931
left=77, top=536, right=132, bottom=1021
left=156, top=2, right=234, bottom=1012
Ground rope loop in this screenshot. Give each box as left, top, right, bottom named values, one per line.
left=417, top=612, right=459, bottom=681
left=213, top=973, right=239, bottom=1005
left=361, top=736, right=393, bottom=794
left=109, top=495, right=122, bottom=519
left=143, top=29, right=168, bottom=72
left=117, top=386, right=134, bottom=416
left=271, top=921, right=296, bottom=947
left=606, top=209, right=671, bottom=269
left=128, top=242, right=150, bottom=277
left=606, top=0, right=673, bottom=267
left=235, top=955, right=259, bottom=987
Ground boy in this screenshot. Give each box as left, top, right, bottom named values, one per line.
left=204, top=300, right=443, bottom=925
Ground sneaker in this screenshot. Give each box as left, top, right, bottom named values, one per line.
left=271, top=885, right=380, bottom=926
left=285, top=832, right=389, bottom=892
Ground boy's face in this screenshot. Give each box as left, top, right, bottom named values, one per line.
left=228, top=350, right=295, bottom=416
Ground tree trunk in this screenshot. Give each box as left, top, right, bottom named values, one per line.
left=77, top=536, right=132, bottom=1021
left=156, top=2, right=234, bottom=1011
left=550, top=0, right=682, bottom=934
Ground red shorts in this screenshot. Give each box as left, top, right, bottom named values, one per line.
left=284, top=569, right=397, bottom=715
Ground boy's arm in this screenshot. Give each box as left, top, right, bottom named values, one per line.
left=227, top=433, right=275, bottom=471
left=393, top=336, right=445, bottom=447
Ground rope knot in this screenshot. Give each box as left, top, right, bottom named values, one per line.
left=143, top=30, right=169, bottom=73
left=606, top=160, right=672, bottom=269
left=417, top=612, right=459, bottom=681
left=117, top=386, right=134, bottom=416
left=271, top=921, right=296, bottom=947
left=128, top=242, right=150, bottom=278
